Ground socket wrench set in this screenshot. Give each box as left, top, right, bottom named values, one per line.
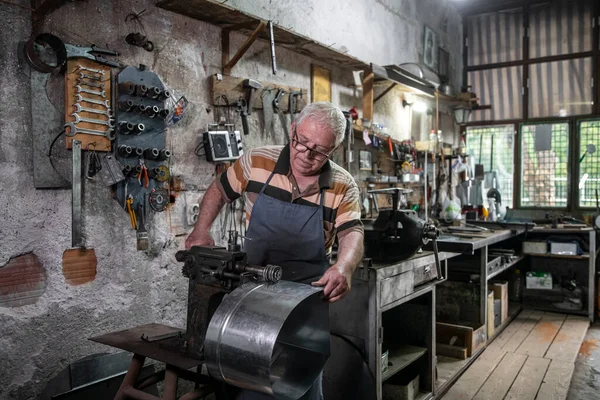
left=113, top=65, right=173, bottom=248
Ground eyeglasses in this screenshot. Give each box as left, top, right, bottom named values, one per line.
left=291, top=131, right=334, bottom=162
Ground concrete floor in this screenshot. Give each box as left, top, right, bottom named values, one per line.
left=567, top=321, right=600, bottom=400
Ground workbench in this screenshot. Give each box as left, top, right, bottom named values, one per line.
left=325, top=228, right=527, bottom=400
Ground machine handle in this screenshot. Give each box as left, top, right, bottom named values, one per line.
left=432, top=239, right=443, bottom=280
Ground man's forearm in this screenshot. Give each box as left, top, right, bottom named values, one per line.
left=193, top=180, right=228, bottom=232
left=336, top=231, right=364, bottom=274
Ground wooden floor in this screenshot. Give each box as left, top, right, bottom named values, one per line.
left=441, top=310, right=589, bottom=400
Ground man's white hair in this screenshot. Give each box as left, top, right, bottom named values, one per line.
left=295, top=101, right=347, bottom=147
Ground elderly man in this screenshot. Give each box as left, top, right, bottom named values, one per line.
left=185, top=101, right=364, bottom=399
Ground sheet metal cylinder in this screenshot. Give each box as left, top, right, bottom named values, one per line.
left=205, top=281, right=329, bottom=400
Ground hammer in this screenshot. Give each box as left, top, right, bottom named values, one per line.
left=241, top=79, right=263, bottom=135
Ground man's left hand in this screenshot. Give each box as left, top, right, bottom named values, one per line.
left=311, top=265, right=352, bottom=303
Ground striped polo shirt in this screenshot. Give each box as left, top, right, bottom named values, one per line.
left=217, top=144, right=363, bottom=254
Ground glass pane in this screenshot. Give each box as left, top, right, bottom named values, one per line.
left=467, top=9, right=522, bottom=65
left=466, top=125, right=515, bottom=208
left=520, top=123, right=569, bottom=207
left=469, top=67, right=522, bottom=121
left=530, top=0, right=592, bottom=57
left=529, top=57, right=593, bottom=118
left=579, top=120, right=600, bottom=207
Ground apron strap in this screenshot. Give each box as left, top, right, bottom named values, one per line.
left=259, top=171, right=276, bottom=195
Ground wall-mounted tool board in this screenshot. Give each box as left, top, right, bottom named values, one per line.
left=64, top=59, right=113, bottom=152
left=211, top=74, right=307, bottom=112
left=113, top=66, right=171, bottom=239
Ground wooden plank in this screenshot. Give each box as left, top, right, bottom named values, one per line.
left=505, top=356, right=550, bottom=400
left=488, top=310, right=543, bottom=353
left=442, top=348, right=506, bottom=400
left=473, top=352, right=527, bottom=400
left=223, top=21, right=267, bottom=74
left=65, top=59, right=112, bottom=152
left=535, top=360, right=575, bottom=400
left=515, top=313, right=566, bottom=357
left=437, top=355, right=469, bottom=386
left=211, top=75, right=307, bottom=112
left=437, top=343, right=468, bottom=360
left=544, top=315, right=589, bottom=362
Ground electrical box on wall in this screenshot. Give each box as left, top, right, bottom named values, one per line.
left=203, top=124, right=243, bottom=162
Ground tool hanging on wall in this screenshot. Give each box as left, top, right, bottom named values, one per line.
left=240, top=79, right=263, bottom=135
left=25, top=33, right=120, bottom=72
left=261, top=88, right=278, bottom=140
left=62, top=140, right=98, bottom=285
left=125, top=9, right=154, bottom=52
left=273, top=89, right=289, bottom=142
left=268, top=20, right=277, bottom=75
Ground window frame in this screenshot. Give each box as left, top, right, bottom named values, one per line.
left=465, top=124, right=516, bottom=208
left=575, top=118, right=600, bottom=210
left=516, top=120, right=572, bottom=209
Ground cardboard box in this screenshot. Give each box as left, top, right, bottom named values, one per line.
left=491, top=281, right=508, bottom=323
left=526, top=272, right=553, bottom=289
left=487, top=290, right=494, bottom=337
left=523, top=241, right=547, bottom=254
left=550, top=242, right=578, bottom=255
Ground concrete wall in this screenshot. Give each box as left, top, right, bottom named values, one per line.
left=0, top=0, right=461, bottom=398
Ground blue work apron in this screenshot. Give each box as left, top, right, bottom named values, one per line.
left=238, top=170, right=328, bottom=400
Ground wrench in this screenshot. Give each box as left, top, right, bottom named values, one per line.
left=79, top=72, right=102, bottom=81
left=76, top=85, right=105, bottom=98
left=77, top=65, right=105, bottom=75
left=64, top=122, right=115, bottom=140
left=75, top=94, right=110, bottom=108
left=71, top=112, right=115, bottom=127
left=73, top=103, right=113, bottom=117
left=77, top=79, right=104, bottom=90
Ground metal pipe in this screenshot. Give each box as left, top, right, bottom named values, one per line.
left=163, top=367, right=178, bottom=400
left=135, top=370, right=165, bottom=390
left=424, top=151, right=428, bottom=220
left=179, top=386, right=214, bottom=400
left=122, top=387, right=161, bottom=400
left=115, top=354, right=146, bottom=400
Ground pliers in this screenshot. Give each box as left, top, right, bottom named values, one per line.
left=137, top=159, right=149, bottom=188
left=126, top=196, right=137, bottom=229
left=64, top=43, right=120, bottom=67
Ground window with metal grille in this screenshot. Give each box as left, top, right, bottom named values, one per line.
left=520, top=122, right=569, bottom=207
left=579, top=120, right=600, bottom=208
left=466, top=125, right=514, bottom=207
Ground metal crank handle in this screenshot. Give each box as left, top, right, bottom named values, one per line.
left=76, top=85, right=106, bottom=98
left=77, top=65, right=105, bottom=75
left=64, top=122, right=115, bottom=140
left=75, top=94, right=110, bottom=108
left=432, top=239, right=443, bottom=280
left=71, top=112, right=115, bottom=127
left=73, top=103, right=113, bottom=117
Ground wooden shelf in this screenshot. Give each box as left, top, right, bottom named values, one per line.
left=157, top=0, right=370, bottom=70
left=526, top=253, right=589, bottom=260
left=382, top=345, right=427, bottom=382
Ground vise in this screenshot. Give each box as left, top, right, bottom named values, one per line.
left=364, top=188, right=442, bottom=278
left=174, top=245, right=282, bottom=359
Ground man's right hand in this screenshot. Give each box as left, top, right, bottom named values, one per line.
left=185, top=230, right=215, bottom=249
